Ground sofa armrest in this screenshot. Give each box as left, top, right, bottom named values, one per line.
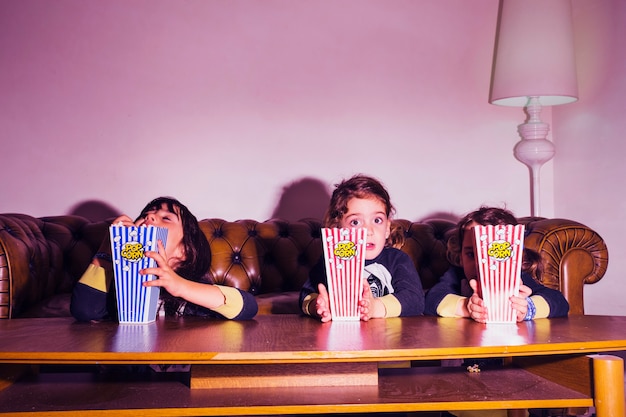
left=0, top=214, right=108, bottom=319
left=522, top=218, right=609, bottom=315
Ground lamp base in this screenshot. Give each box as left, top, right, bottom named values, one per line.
left=514, top=97, right=555, bottom=217
left=514, top=136, right=555, bottom=169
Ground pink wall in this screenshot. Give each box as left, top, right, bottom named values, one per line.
left=555, top=0, right=626, bottom=315
left=0, top=0, right=533, bottom=220
left=0, top=1, right=622, bottom=314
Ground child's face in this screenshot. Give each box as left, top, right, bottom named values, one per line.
left=460, top=222, right=479, bottom=280
left=139, top=203, right=185, bottom=260
left=340, top=197, right=390, bottom=260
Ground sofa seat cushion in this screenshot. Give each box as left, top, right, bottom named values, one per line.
left=19, top=293, right=72, bottom=318
left=255, top=291, right=301, bottom=315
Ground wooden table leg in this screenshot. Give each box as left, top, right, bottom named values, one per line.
left=592, top=354, right=625, bottom=417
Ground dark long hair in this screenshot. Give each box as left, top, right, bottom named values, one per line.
left=137, top=197, right=212, bottom=283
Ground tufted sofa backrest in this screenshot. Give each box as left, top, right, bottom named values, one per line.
left=0, top=213, right=608, bottom=318
left=199, top=218, right=455, bottom=296
left=0, top=214, right=456, bottom=318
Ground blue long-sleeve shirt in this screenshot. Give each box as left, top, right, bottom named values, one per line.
left=425, top=266, right=569, bottom=318
left=300, top=247, right=425, bottom=317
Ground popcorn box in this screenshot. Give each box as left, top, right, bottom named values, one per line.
left=321, top=228, right=367, bottom=321
left=473, top=224, right=525, bottom=324
left=109, top=225, right=168, bottom=324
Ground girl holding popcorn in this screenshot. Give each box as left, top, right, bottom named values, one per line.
left=70, top=196, right=258, bottom=322
left=299, top=174, right=424, bottom=322
left=425, top=206, right=569, bottom=322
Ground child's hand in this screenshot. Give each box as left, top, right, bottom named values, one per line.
left=93, top=214, right=137, bottom=265
left=467, top=279, right=488, bottom=323
left=315, top=283, right=332, bottom=322
left=111, top=215, right=136, bottom=227
left=359, top=281, right=374, bottom=321
left=141, top=240, right=187, bottom=297
left=510, top=284, right=533, bottom=322
left=359, top=281, right=385, bottom=321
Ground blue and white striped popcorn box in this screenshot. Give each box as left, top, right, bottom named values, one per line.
left=109, top=225, right=168, bottom=324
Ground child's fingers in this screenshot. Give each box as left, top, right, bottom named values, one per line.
left=112, top=215, right=135, bottom=227
left=519, top=284, right=532, bottom=298
left=156, top=240, right=166, bottom=255
left=142, top=277, right=162, bottom=287
left=361, top=280, right=373, bottom=298
left=144, top=250, right=166, bottom=267
left=317, top=283, right=329, bottom=299
left=316, top=283, right=332, bottom=321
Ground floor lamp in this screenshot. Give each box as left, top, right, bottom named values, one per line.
left=489, top=0, right=578, bottom=217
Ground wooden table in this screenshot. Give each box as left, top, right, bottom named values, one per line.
left=0, top=314, right=625, bottom=416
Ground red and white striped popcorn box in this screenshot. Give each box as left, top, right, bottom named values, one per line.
left=473, top=224, right=525, bottom=324
left=109, top=225, right=168, bottom=324
left=321, top=228, right=367, bottom=321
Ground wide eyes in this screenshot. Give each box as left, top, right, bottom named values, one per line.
left=347, top=217, right=385, bottom=227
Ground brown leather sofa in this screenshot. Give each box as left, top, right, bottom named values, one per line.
left=0, top=213, right=609, bottom=319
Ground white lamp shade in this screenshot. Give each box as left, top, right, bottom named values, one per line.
left=489, top=0, right=578, bottom=107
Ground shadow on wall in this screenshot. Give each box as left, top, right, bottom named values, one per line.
left=417, top=211, right=461, bottom=223
left=271, top=177, right=330, bottom=222
left=68, top=200, right=121, bottom=222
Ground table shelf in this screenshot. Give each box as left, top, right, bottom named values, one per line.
left=0, top=366, right=592, bottom=416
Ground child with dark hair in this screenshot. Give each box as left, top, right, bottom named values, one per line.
left=299, top=174, right=424, bottom=322
left=425, top=206, right=569, bottom=322
left=70, top=196, right=258, bottom=322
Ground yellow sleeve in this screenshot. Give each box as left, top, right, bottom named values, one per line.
left=437, top=294, right=466, bottom=317
left=212, top=285, right=245, bottom=319
left=77, top=264, right=110, bottom=293
left=301, top=293, right=318, bottom=316
left=379, top=294, right=402, bottom=318
left=530, top=295, right=550, bottom=319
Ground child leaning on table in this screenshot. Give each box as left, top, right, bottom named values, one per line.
left=424, top=206, right=569, bottom=322
left=299, top=174, right=424, bottom=322
left=70, top=196, right=258, bottom=322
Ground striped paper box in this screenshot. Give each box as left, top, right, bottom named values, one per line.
left=109, top=225, right=168, bottom=324
left=321, top=228, right=367, bottom=321
left=473, top=224, right=525, bottom=324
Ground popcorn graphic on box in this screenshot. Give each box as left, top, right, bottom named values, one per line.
left=321, top=228, right=367, bottom=321
left=473, top=224, right=525, bottom=324
left=109, top=225, right=168, bottom=324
